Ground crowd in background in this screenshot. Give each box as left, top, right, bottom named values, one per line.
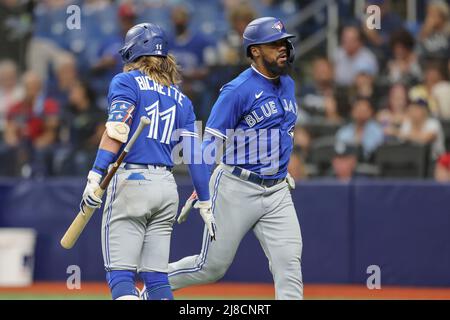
left=0, top=0, right=449, bottom=181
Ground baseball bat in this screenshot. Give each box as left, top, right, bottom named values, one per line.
left=60, top=116, right=151, bottom=249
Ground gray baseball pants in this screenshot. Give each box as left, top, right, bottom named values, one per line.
left=101, top=165, right=178, bottom=273
left=168, top=163, right=303, bottom=299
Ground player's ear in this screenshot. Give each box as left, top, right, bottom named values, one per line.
left=250, top=46, right=260, bottom=59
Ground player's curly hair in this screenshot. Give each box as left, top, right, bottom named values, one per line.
left=123, top=54, right=182, bottom=87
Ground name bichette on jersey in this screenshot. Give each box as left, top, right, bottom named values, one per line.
left=134, top=75, right=186, bottom=106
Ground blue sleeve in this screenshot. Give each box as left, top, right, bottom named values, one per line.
left=201, top=138, right=218, bottom=175
left=205, top=87, right=243, bottom=140
left=187, top=157, right=210, bottom=201
left=180, top=102, right=199, bottom=139
left=184, top=133, right=210, bottom=201
left=107, top=73, right=138, bottom=126
left=183, top=102, right=209, bottom=201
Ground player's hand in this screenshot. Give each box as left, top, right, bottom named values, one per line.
left=80, top=170, right=103, bottom=214
left=177, top=191, right=198, bottom=224
left=286, top=172, right=296, bottom=190
left=194, top=200, right=217, bottom=241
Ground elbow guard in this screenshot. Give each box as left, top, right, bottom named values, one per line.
left=105, top=121, right=130, bottom=143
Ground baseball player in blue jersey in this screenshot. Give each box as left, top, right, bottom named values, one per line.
left=80, top=23, right=216, bottom=300
left=168, top=17, right=303, bottom=299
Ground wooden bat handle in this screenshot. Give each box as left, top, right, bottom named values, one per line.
left=60, top=116, right=151, bottom=249
left=60, top=188, right=105, bottom=249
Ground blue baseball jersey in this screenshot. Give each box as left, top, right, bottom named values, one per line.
left=107, top=70, right=198, bottom=166
left=205, top=66, right=298, bottom=179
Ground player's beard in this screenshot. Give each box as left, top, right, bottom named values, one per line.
left=262, top=55, right=289, bottom=76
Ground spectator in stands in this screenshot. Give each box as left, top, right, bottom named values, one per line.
left=417, top=0, right=450, bottom=64
left=293, top=126, right=311, bottom=161
left=399, top=99, right=445, bottom=160
left=309, top=57, right=335, bottom=97
left=4, top=71, right=60, bottom=176
left=431, top=81, right=450, bottom=120
left=335, top=97, right=384, bottom=161
left=409, top=60, right=447, bottom=118
left=27, top=0, right=69, bottom=83
left=301, top=57, right=342, bottom=124
left=0, top=0, right=33, bottom=69
left=434, top=152, right=450, bottom=182
left=66, top=81, right=104, bottom=150
left=331, top=142, right=360, bottom=182
left=169, top=4, right=216, bottom=78
left=169, top=3, right=217, bottom=121
left=0, top=60, right=24, bottom=132
left=215, top=3, right=256, bottom=66
left=349, top=61, right=381, bottom=109
left=322, top=94, right=344, bottom=125
left=376, top=83, right=409, bottom=140
left=57, top=81, right=104, bottom=175
left=288, top=148, right=307, bottom=182
left=361, top=0, right=404, bottom=62
left=333, top=25, right=378, bottom=87
left=386, top=29, right=422, bottom=86
left=288, top=123, right=312, bottom=181
left=47, top=53, right=79, bottom=109
left=89, top=2, right=136, bottom=104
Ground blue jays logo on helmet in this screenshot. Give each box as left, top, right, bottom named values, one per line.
left=272, top=21, right=284, bottom=33
left=119, top=23, right=168, bottom=63
left=243, top=17, right=296, bottom=63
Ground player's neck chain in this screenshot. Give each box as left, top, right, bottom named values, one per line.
left=251, top=64, right=280, bottom=80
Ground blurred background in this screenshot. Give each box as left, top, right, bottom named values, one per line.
left=0, top=0, right=450, bottom=299
left=0, top=0, right=449, bottom=180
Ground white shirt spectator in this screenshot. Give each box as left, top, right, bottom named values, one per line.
left=400, top=118, right=445, bottom=159
left=333, top=47, right=379, bottom=86
left=432, top=81, right=450, bottom=120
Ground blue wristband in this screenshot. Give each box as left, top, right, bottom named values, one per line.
left=92, top=149, right=116, bottom=175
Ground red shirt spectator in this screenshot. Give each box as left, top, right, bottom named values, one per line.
left=435, top=153, right=450, bottom=182
left=4, top=72, right=60, bottom=149
left=7, top=98, right=59, bottom=143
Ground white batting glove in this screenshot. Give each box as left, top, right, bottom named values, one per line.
left=177, top=191, right=198, bottom=224
left=80, top=170, right=103, bottom=214
left=286, top=172, right=296, bottom=190
left=194, top=200, right=217, bottom=241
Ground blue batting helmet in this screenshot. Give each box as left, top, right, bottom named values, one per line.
left=243, top=17, right=296, bottom=63
left=119, top=23, right=168, bottom=63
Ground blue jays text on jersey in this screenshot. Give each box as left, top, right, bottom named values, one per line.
left=204, top=65, right=298, bottom=179
left=107, top=70, right=198, bottom=167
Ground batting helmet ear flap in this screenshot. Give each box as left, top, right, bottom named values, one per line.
left=287, top=39, right=295, bottom=64
left=119, top=44, right=133, bottom=62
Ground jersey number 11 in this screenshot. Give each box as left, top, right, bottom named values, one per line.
left=145, top=100, right=176, bottom=144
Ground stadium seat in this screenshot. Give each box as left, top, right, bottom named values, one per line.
left=303, top=122, right=341, bottom=139
left=375, top=142, right=431, bottom=178
left=308, top=136, right=336, bottom=176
